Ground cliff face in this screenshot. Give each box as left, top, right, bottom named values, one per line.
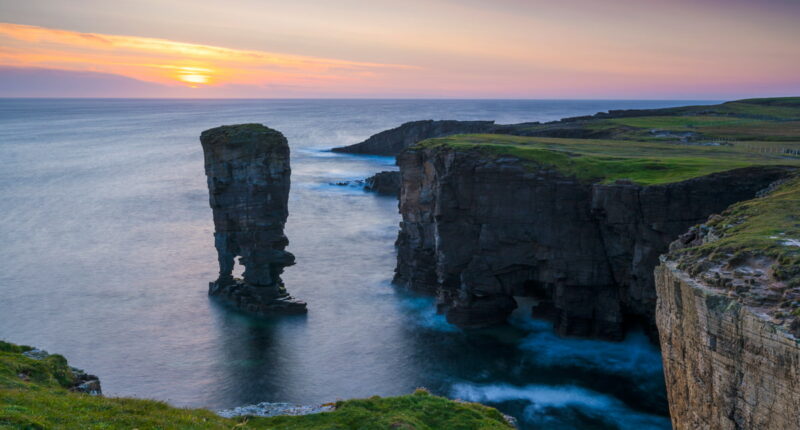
left=332, top=120, right=497, bottom=156
left=394, top=146, right=792, bottom=337
left=200, top=124, right=306, bottom=315
left=656, top=262, right=800, bottom=429
left=655, top=174, right=800, bottom=429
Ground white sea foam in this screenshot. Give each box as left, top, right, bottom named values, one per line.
left=451, top=382, right=671, bottom=429
left=512, top=316, right=663, bottom=384
left=397, top=295, right=459, bottom=332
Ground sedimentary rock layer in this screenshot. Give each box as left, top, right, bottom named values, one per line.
left=394, top=145, right=791, bottom=337
left=200, top=124, right=306, bottom=314
left=656, top=262, right=800, bottom=429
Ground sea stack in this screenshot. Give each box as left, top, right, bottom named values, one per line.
left=200, top=124, right=306, bottom=315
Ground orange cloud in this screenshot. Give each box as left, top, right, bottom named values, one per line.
left=0, top=23, right=416, bottom=89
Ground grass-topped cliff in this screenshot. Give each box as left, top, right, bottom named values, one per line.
left=666, top=174, right=800, bottom=336
left=0, top=341, right=512, bottom=429
left=412, top=97, right=800, bottom=185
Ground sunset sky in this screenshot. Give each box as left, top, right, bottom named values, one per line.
left=1, top=0, right=798, bottom=98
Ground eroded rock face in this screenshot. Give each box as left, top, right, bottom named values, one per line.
left=394, top=146, right=791, bottom=337
left=655, top=261, right=800, bottom=429
left=365, top=171, right=401, bottom=197
left=200, top=124, right=306, bottom=315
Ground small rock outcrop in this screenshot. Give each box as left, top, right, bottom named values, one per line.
left=201, top=124, right=306, bottom=315
left=365, top=171, right=401, bottom=197
left=331, top=120, right=498, bottom=156
left=394, top=145, right=793, bottom=337
left=22, top=348, right=102, bottom=395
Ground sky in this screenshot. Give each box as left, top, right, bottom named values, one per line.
left=0, top=0, right=798, bottom=99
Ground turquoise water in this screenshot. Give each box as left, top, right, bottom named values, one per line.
left=0, top=99, right=710, bottom=428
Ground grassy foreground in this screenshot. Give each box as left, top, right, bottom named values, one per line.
left=415, top=97, right=800, bottom=185
left=0, top=341, right=511, bottom=429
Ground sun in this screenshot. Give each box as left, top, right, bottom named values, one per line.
left=173, top=66, right=214, bottom=86
left=178, top=73, right=210, bottom=84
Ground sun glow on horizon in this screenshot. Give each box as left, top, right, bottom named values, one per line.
left=0, top=23, right=415, bottom=95
left=0, top=0, right=798, bottom=100
left=173, top=66, right=214, bottom=86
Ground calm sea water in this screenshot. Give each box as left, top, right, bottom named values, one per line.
left=0, top=99, right=714, bottom=429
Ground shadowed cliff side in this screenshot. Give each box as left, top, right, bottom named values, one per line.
left=655, top=175, right=800, bottom=429
left=200, top=124, right=306, bottom=315
left=394, top=143, right=793, bottom=338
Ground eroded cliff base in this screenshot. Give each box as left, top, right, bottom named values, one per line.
left=209, top=280, right=307, bottom=315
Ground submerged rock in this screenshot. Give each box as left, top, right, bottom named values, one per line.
left=200, top=124, right=306, bottom=315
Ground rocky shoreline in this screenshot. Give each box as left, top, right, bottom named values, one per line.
left=21, top=348, right=102, bottom=395
left=217, top=401, right=335, bottom=418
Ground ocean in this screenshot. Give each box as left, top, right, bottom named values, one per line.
left=0, top=99, right=714, bottom=429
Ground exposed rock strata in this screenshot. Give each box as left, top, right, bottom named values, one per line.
left=365, top=171, right=401, bottom=197
left=394, top=145, right=792, bottom=337
left=200, top=124, right=306, bottom=315
left=332, top=120, right=498, bottom=156
left=655, top=261, right=800, bottom=429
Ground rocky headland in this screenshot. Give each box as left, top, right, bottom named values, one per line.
left=383, top=98, right=800, bottom=338
left=331, top=120, right=500, bottom=156
left=656, top=174, right=800, bottom=429
left=394, top=142, right=793, bottom=337
left=200, top=124, right=306, bottom=315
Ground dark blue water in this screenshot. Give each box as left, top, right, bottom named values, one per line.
left=0, top=99, right=714, bottom=429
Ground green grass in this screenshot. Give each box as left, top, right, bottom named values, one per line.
left=501, top=97, right=800, bottom=143
left=415, top=134, right=800, bottom=185
left=0, top=341, right=511, bottom=430
left=672, top=175, right=800, bottom=288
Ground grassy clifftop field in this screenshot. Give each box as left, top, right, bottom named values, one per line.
left=0, top=341, right=512, bottom=429
left=415, top=97, right=800, bottom=185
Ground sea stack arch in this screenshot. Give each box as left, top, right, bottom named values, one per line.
left=200, top=123, right=306, bottom=315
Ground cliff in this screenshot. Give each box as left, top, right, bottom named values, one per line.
left=200, top=124, right=306, bottom=315
left=331, top=120, right=498, bottom=156
left=655, top=175, right=800, bottom=429
left=0, top=341, right=513, bottom=429
left=394, top=135, right=798, bottom=338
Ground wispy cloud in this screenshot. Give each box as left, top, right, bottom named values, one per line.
left=0, top=23, right=416, bottom=92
